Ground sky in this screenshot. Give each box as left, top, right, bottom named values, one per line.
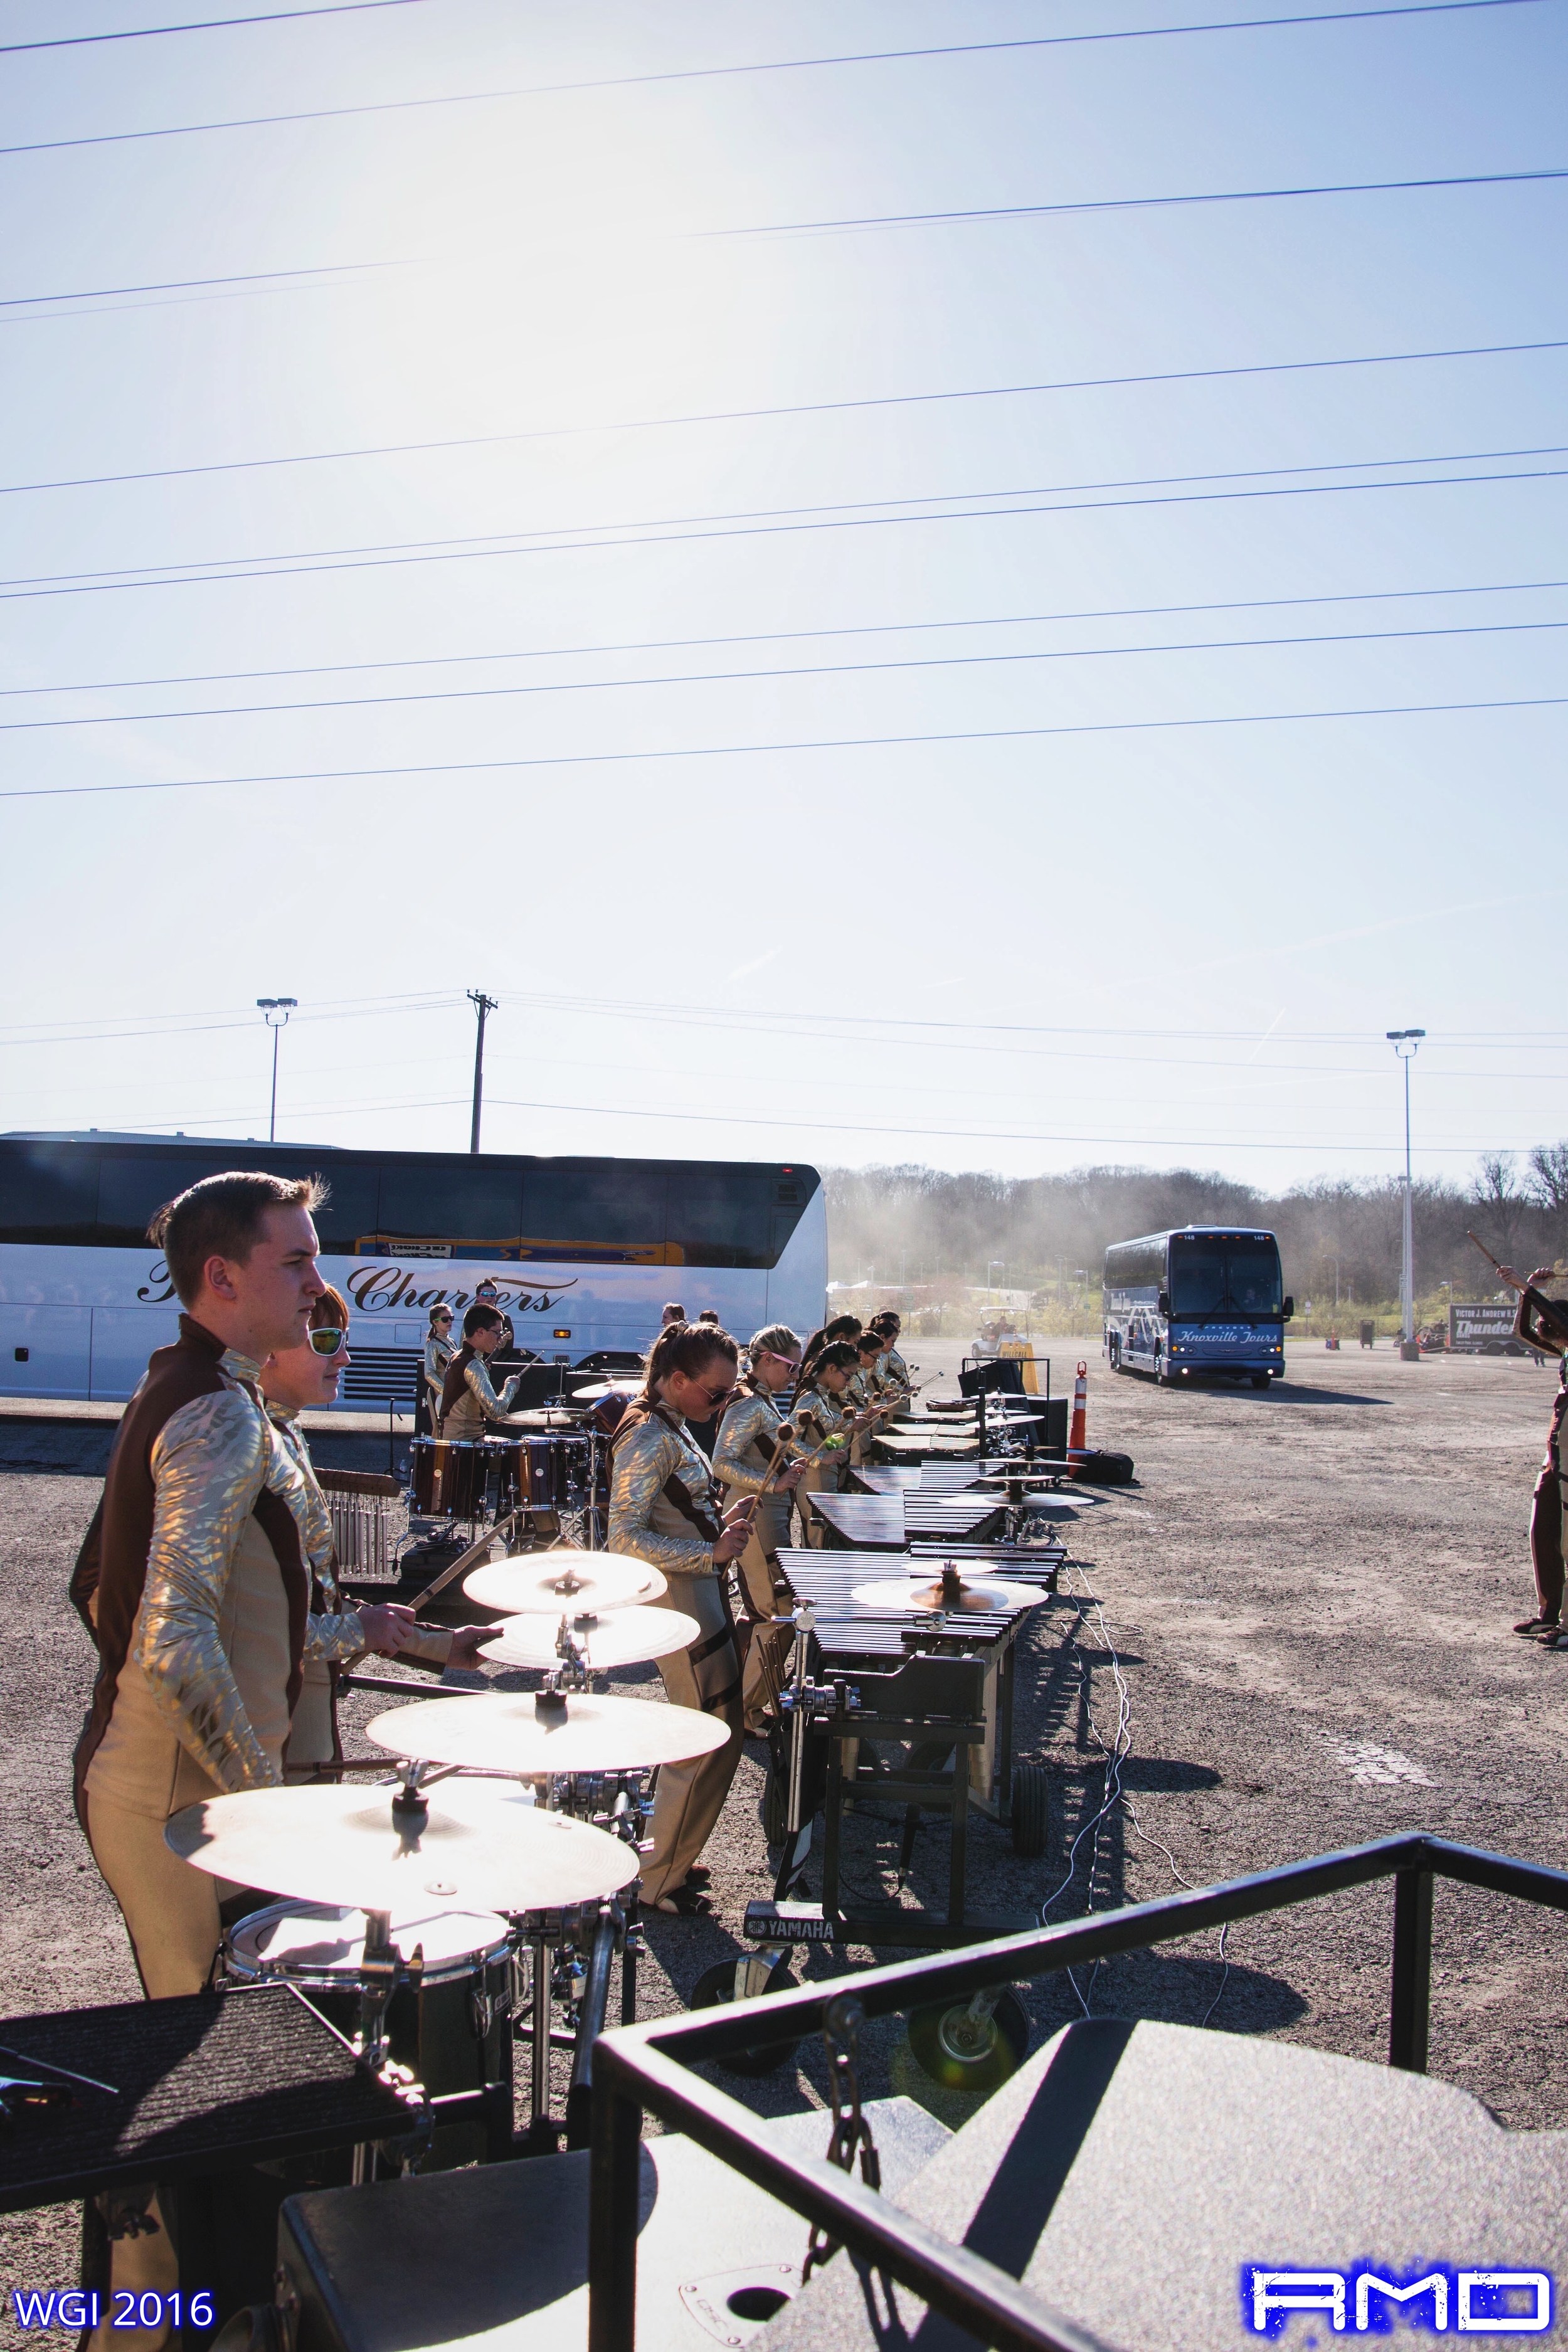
left=0, top=0, right=1564, bottom=1192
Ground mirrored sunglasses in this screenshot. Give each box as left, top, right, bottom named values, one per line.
left=307, top=1327, right=346, bottom=1355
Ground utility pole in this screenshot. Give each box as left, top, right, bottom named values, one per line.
left=256, top=998, right=296, bottom=1143
left=468, top=991, right=498, bottom=1155
left=1387, top=1029, right=1426, bottom=1356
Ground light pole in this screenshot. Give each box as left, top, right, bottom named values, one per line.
left=1387, top=1028, right=1426, bottom=1355
left=256, top=998, right=296, bottom=1143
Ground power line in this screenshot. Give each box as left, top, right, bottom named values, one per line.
left=721, top=165, right=1568, bottom=240
left=4, top=692, right=1562, bottom=801
left=4, top=332, right=1562, bottom=495
left=0, top=1, right=1542, bottom=162
left=7, top=614, right=1565, bottom=733
left=1, top=2, right=427, bottom=53
left=4, top=442, right=1565, bottom=603
left=0, top=260, right=394, bottom=313
left=8, top=575, right=1565, bottom=699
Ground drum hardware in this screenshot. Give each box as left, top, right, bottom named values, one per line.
left=478, top=1603, right=701, bottom=1674
left=463, top=1547, right=664, bottom=1614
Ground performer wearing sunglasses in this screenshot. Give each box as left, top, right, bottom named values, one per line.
left=262, top=1287, right=490, bottom=1779
left=438, top=1304, right=524, bottom=1434
left=608, top=1321, right=754, bottom=1914
left=713, top=1325, right=805, bottom=1731
left=422, top=1305, right=455, bottom=1431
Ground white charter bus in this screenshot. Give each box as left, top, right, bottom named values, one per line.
left=0, top=1133, right=827, bottom=1409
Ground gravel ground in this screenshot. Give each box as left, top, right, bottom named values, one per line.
left=2, top=1337, right=1562, bottom=2323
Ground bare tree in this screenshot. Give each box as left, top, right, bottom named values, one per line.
left=1527, top=1142, right=1568, bottom=1214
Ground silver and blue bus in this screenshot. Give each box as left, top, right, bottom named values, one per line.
left=0, top=1133, right=827, bottom=1408
left=1103, top=1226, right=1291, bottom=1389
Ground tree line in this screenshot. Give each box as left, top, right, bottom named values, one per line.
left=822, top=1148, right=1568, bottom=1308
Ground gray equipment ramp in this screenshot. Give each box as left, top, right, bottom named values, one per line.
left=278, top=2095, right=949, bottom=2352
left=760, top=2018, right=1568, bottom=2352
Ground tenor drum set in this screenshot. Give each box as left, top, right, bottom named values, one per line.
left=164, top=1544, right=714, bottom=2170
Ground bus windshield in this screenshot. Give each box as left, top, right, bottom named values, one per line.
left=1170, top=1236, right=1282, bottom=1318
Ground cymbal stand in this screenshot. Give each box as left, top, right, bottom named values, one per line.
left=771, top=1603, right=817, bottom=1902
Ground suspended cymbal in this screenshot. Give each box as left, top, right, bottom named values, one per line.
left=568, top=1379, right=639, bottom=1401
left=970, top=1467, right=1067, bottom=1486
left=464, top=1551, right=665, bottom=1613
left=480, top=1605, right=700, bottom=1671
left=166, top=1776, right=635, bottom=1915
left=367, top=1690, right=729, bottom=1774
left=850, top=1572, right=1044, bottom=1614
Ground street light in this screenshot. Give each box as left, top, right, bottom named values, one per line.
left=257, top=998, right=297, bottom=1143
left=1387, top=1028, right=1426, bottom=1355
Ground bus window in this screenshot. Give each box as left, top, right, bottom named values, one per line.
left=667, top=1168, right=783, bottom=1268
left=0, top=1142, right=101, bottom=1244
left=522, top=1165, right=667, bottom=1251
left=1226, top=1239, right=1283, bottom=1314
left=1170, top=1237, right=1227, bottom=1315
left=376, top=1162, right=522, bottom=1249
left=96, top=1153, right=236, bottom=1247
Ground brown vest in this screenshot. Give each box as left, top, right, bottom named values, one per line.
left=70, top=1315, right=309, bottom=1821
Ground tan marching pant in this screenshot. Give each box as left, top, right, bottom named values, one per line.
left=798, top=1464, right=840, bottom=1547
left=85, top=1791, right=223, bottom=2000
left=641, top=1571, right=744, bottom=1904
left=82, top=1796, right=215, bottom=2352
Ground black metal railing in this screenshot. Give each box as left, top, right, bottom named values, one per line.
left=587, top=1831, right=1568, bottom=2352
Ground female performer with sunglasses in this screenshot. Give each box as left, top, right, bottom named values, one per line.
left=790, top=1340, right=879, bottom=1545
left=260, top=1289, right=490, bottom=1779
left=422, top=1306, right=455, bottom=1433
left=712, top=1325, right=805, bottom=1730
left=608, top=1321, right=755, bottom=1914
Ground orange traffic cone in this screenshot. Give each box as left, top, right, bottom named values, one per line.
left=1067, top=1359, right=1088, bottom=1473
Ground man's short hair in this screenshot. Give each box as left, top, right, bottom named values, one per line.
left=149, top=1171, right=324, bottom=1309
left=662, top=1301, right=686, bottom=1321
left=463, top=1304, right=505, bottom=1340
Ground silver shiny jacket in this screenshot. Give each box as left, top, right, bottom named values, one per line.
left=608, top=1409, right=719, bottom=1576
left=714, top=1384, right=792, bottom=1553
left=133, top=1347, right=356, bottom=1794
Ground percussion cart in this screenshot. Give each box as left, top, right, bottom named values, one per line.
left=743, top=1545, right=1061, bottom=1959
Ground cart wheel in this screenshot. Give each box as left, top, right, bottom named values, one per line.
left=761, top=1767, right=788, bottom=1848
left=1010, top=1762, right=1049, bottom=1858
left=906, top=1986, right=1029, bottom=2097
left=690, top=1955, right=800, bottom=2077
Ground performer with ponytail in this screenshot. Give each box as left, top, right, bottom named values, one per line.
left=608, top=1322, right=753, bottom=1915
left=713, top=1324, right=805, bottom=1729
left=790, top=1339, right=869, bottom=1545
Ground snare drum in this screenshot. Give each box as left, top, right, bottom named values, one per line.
left=225, top=1899, right=515, bottom=2170
left=411, top=1436, right=489, bottom=1518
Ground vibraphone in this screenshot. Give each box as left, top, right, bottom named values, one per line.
left=744, top=1541, right=1062, bottom=1951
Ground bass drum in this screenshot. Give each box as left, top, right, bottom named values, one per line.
left=225, top=1900, right=515, bottom=2171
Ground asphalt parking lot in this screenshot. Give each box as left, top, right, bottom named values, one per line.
left=1, top=1335, right=1562, bottom=2324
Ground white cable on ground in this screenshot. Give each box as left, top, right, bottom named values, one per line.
left=1041, top=1560, right=1230, bottom=2026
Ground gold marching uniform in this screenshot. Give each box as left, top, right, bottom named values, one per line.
left=713, top=1380, right=795, bottom=1731
left=792, top=1382, right=850, bottom=1545
left=422, top=1329, right=454, bottom=1427
left=438, top=1343, right=522, bottom=1437
left=608, top=1400, right=743, bottom=1904
left=267, top=1404, right=455, bottom=1780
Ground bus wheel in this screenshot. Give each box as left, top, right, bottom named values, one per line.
left=1251, top=1372, right=1271, bottom=1390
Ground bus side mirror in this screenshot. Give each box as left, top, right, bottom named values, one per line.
left=1158, top=1290, right=1171, bottom=1317
left=1283, top=1297, right=1295, bottom=1320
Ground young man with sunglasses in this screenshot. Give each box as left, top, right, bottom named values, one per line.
left=262, top=1289, right=491, bottom=1778
left=438, top=1303, right=524, bottom=1435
